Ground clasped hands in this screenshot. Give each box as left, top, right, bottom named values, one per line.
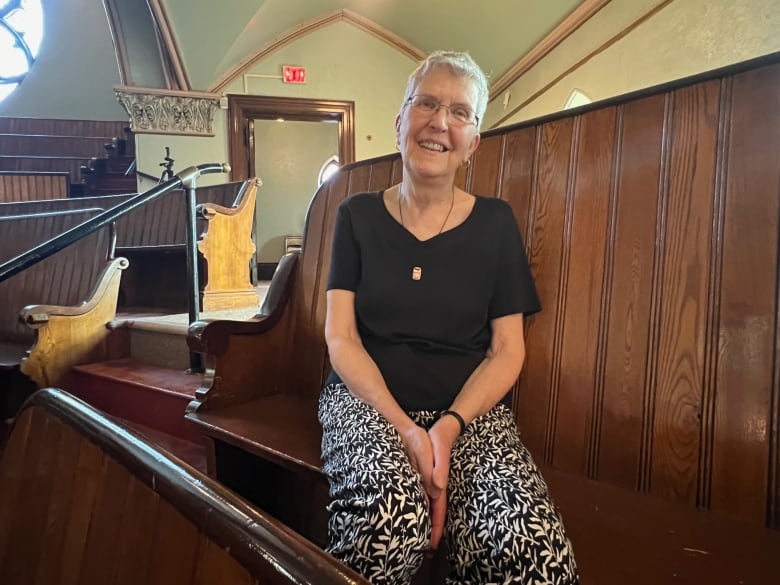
left=399, top=416, right=462, bottom=555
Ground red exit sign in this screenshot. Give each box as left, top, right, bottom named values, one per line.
left=282, top=65, right=306, bottom=84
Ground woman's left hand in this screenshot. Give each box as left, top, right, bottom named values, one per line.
left=426, top=416, right=462, bottom=551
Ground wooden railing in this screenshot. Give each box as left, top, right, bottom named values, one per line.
left=0, top=388, right=369, bottom=585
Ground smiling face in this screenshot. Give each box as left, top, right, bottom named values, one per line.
left=395, top=66, right=481, bottom=186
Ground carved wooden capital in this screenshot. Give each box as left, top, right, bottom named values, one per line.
left=114, top=86, right=220, bottom=136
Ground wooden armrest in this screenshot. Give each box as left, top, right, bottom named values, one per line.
left=199, top=178, right=261, bottom=218
left=20, top=257, right=129, bottom=325
left=186, top=394, right=323, bottom=481
left=187, top=252, right=298, bottom=355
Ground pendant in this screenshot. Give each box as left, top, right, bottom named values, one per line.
left=412, top=266, right=422, bottom=281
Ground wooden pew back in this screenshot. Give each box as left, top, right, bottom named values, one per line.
left=0, top=209, right=109, bottom=347
left=0, top=388, right=368, bottom=585
left=0, top=171, right=70, bottom=202
left=0, top=181, right=244, bottom=248
left=192, top=54, right=780, bottom=530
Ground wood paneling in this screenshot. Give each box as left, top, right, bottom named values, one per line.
left=0, top=389, right=369, bottom=584
left=710, top=64, right=780, bottom=523
left=191, top=55, right=780, bottom=529
left=518, top=118, right=574, bottom=459
left=554, top=106, right=617, bottom=475
left=0, top=172, right=69, bottom=201
left=0, top=117, right=127, bottom=137
left=597, top=95, right=666, bottom=489
left=650, top=80, right=720, bottom=506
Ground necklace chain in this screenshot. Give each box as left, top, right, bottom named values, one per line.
left=398, top=184, right=455, bottom=236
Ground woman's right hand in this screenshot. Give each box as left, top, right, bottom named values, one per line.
left=398, top=423, right=436, bottom=495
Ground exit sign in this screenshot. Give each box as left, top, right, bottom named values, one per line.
left=282, top=65, right=306, bottom=84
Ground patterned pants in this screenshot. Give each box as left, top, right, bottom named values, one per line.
left=319, top=383, right=578, bottom=585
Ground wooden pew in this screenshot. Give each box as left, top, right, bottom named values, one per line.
left=0, top=180, right=259, bottom=312
left=116, top=178, right=259, bottom=311
left=0, top=209, right=126, bottom=416
left=0, top=387, right=368, bottom=585
left=183, top=53, right=780, bottom=583
left=0, top=171, right=70, bottom=202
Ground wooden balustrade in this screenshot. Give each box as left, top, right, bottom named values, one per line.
left=0, top=388, right=368, bottom=585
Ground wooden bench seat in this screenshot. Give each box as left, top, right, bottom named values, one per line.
left=190, top=395, right=780, bottom=584
left=0, top=387, right=368, bottom=584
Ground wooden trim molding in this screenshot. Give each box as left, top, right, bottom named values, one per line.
left=490, top=0, right=612, bottom=97
left=210, top=9, right=425, bottom=94
left=101, top=0, right=131, bottom=86
left=147, top=0, right=191, bottom=90
left=490, top=0, right=676, bottom=128
left=227, top=94, right=355, bottom=181
left=114, top=86, right=220, bottom=136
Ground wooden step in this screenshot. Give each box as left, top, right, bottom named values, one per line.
left=70, top=358, right=202, bottom=443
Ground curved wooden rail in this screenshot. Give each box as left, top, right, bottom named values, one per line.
left=0, top=388, right=368, bottom=585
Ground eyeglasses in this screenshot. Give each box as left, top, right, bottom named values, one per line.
left=405, top=94, right=479, bottom=127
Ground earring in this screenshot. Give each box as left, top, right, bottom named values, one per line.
left=463, top=158, right=471, bottom=167
left=395, top=143, right=400, bottom=151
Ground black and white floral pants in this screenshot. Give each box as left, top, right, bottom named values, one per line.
left=319, top=383, right=578, bottom=585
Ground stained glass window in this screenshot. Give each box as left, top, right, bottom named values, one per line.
left=0, top=0, right=43, bottom=103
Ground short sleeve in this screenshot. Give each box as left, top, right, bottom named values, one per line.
left=327, top=200, right=361, bottom=291
left=488, top=205, right=541, bottom=319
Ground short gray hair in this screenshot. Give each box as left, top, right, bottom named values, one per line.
left=401, top=51, right=489, bottom=130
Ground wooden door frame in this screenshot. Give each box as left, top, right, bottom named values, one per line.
left=227, top=95, right=355, bottom=181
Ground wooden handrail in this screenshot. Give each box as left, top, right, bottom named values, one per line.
left=4, top=388, right=367, bottom=584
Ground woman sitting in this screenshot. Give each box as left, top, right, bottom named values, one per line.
left=320, top=50, right=578, bottom=585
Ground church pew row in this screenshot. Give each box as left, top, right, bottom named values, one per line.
left=0, top=116, right=128, bottom=137
left=0, top=171, right=70, bottom=202
left=0, top=134, right=117, bottom=157
left=0, top=209, right=125, bottom=417
left=0, top=179, right=259, bottom=312
left=182, top=54, right=780, bottom=583
left=0, top=388, right=368, bottom=585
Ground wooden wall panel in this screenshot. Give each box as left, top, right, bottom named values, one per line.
left=79, top=457, right=134, bottom=582
left=0, top=172, right=69, bottom=201
left=31, top=418, right=82, bottom=585
left=597, top=95, right=666, bottom=489
left=346, top=163, right=371, bottom=195
left=0, top=117, right=127, bottom=137
left=710, top=64, right=780, bottom=523
left=516, top=118, right=574, bottom=459
left=470, top=134, right=503, bottom=197
left=145, top=504, right=202, bottom=584
left=112, top=477, right=160, bottom=585
left=553, top=107, right=617, bottom=474
left=288, top=54, right=780, bottom=527
left=367, top=158, right=394, bottom=191
left=499, top=127, right=538, bottom=240
left=650, top=80, right=721, bottom=505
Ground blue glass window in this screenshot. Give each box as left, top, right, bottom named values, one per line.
left=0, top=0, right=43, bottom=103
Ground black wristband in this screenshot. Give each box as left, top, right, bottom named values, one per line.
left=440, top=410, right=467, bottom=435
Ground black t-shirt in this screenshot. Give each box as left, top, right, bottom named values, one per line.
left=326, top=191, right=541, bottom=411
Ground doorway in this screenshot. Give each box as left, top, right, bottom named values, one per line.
left=227, top=95, right=356, bottom=278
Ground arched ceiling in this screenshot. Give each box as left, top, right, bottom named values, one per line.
left=163, top=0, right=585, bottom=91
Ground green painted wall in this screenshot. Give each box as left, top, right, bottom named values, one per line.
left=221, top=20, right=416, bottom=161
left=0, top=0, right=125, bottom=120
left=253, top=120, right=338, bottom=261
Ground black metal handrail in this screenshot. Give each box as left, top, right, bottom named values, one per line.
left=0, top=162, right=230, bottom=371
